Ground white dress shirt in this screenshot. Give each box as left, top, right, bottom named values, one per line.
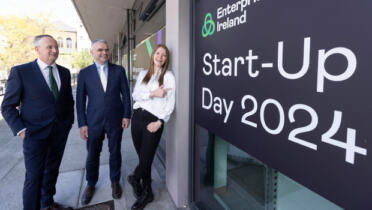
left=37, top=58, right=61, bottom=90
left=132, top=69, right=175, bottom=123
left=94, top=62, right=108, bottom=78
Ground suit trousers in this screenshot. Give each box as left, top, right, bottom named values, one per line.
left=22, top=122, right=70, bottom=210
left=131, top=108, right=164, bottom=186
left=85, top=125, right=123, bottom=186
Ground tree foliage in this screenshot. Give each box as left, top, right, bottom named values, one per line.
left=0, top=15, right=53, bottom=74
left=71, top=49, right=93, bottom=70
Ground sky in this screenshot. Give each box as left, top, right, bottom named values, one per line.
left=0, top=0, right=81, bottom=28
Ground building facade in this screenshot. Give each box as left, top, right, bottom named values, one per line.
left=72, top=1, right=372, bottom=209
left=46, top=21, right=78, bottom=71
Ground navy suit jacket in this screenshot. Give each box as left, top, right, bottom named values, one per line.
left=1, top=60, right=74, bottom=139
left=76, top=63, right=131, bottom=130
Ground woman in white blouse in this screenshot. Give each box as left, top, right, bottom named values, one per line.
left=128, top=44, right=175, bottom=210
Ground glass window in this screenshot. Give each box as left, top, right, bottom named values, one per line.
left=57, top=37, right=63, bottom=48
left=195, top=126, right=343, bottom=210
left=66, top=38, right=72, bottom=48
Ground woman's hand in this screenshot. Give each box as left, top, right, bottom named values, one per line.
left=150, top=85, right=172, bottom=98
left=147, top=120, right=162, bottom=133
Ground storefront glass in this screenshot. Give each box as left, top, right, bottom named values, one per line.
left=195, top=125, right=343, bottom=210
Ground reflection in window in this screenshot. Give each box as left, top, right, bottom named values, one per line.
left=196, top=126, right=343, bottom=210
left=66, top=38, right=72, bottom=48
left=57, top=37, right=63, bottom=48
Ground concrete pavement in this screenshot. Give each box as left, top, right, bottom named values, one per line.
left=0, top=90, right=176, bottom=210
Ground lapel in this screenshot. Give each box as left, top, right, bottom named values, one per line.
left=106, top=63, right=114, bottom=93
left=56, top=65, right=64, bottom=99
left=31, top=60, right=55, bottom=100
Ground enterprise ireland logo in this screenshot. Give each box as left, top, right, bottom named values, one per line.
left=202, top=13, right=215, bottom=38
left=201, top=0, right=262, bottom=38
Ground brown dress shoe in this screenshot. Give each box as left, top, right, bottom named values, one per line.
left=81, top=185, right=95, bottom=205
left=40, top=202, right=73, bottom=210
left=112, top=182, right=122, bottom=199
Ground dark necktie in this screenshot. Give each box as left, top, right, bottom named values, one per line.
left=48, top=66, right=58, bottom=100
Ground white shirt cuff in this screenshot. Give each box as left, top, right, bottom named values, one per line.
left=142, top=91, right=151, bottom=100
left=17, top=128, right=26, bottom=136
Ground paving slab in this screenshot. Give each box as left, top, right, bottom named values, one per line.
left=60, top=142, right=88, bottom=172
left=122, top=138, right=139, bottom=162
left=78, top=164, right=119, bottom=208
left=77, top=200, right=115, bottom=210
left=54, top=169, right=84, bottom=208
left=0, top=159, right=25, bottom=210
left=0, top=140, right=23, bottom=180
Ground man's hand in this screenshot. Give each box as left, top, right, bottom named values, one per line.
left=146, top=120, right=162, bottom=133
left=20, top=130, right=26, bottom=140
left=150, top=85, right=172, bottom=98
left=80, top=126, right=88, bottom=141
left=122, top=118, right=130, bottom=128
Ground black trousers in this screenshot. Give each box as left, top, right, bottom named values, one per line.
left=131, top=108, right=163, bottom=186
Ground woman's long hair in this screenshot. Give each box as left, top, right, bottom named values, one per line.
left=142, top=44, right=170, bottom=86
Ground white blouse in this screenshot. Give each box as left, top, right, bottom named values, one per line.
left=132, top=69, right=176, bottom=123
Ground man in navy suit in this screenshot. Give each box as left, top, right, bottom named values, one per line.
left=76, top=39, right=131, bottom=205
left=1, top=35, right=74, bottom=210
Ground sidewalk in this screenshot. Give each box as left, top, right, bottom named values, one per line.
left=0, top=90, right=176, bottom=210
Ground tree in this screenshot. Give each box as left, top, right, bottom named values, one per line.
left=71, top=49, right=93, bottom=70
left=0, top=15, right=53, bottom=74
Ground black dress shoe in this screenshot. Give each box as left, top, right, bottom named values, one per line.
left=127, top=174, right=142, bottom=199
left=112, top=182, right=122, bottom=199
left=40, top=202, right=73, bottom=210
left=131, top=185, right=154, bottom=210
left=81, top=185, right=95, bottom=205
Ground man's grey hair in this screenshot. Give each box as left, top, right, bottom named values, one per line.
left=33, top=34, right=54, bottom=47
left=91, top=39, right=108, bottom=50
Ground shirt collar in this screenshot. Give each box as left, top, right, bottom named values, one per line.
left=94, top=62, right=108, bottom=70
left=37, top=58, right=56, bottom=70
